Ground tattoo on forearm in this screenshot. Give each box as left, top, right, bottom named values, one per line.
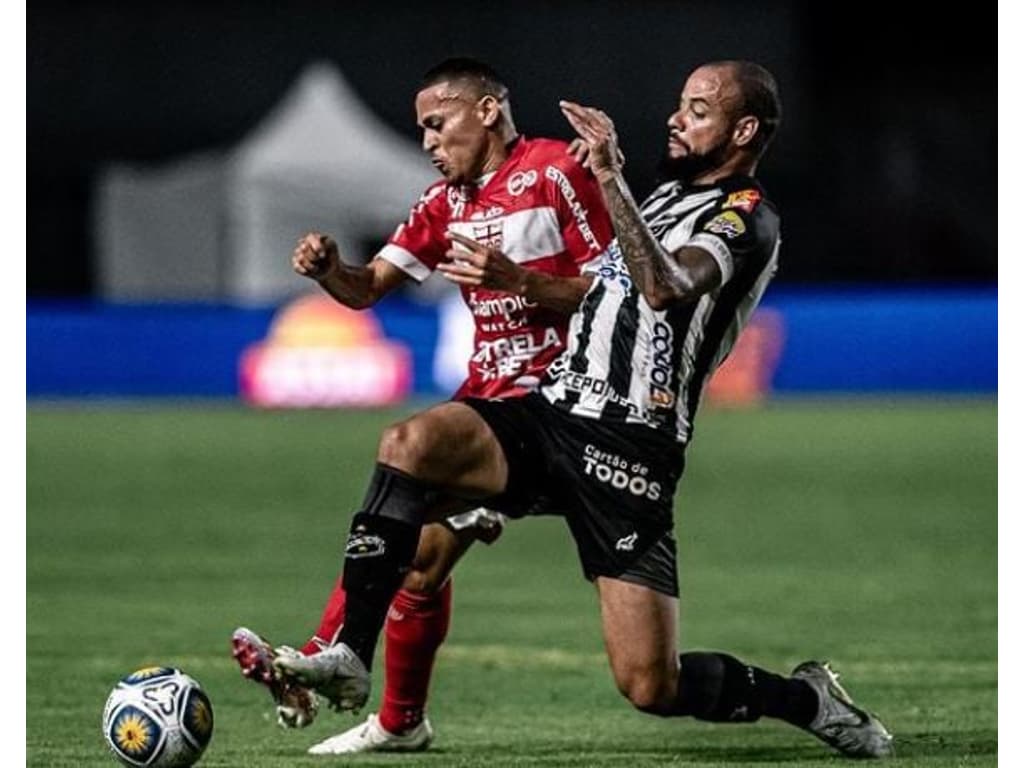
left=600, top=175, right=686, bottom=299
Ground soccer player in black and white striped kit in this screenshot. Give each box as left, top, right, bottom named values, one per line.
left=280, top=61, right=893, bottom=759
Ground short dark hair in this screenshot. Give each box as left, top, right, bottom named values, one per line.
left=713, top=61, right=782, bottom=155
left=421, top=58, right=509, bottom=101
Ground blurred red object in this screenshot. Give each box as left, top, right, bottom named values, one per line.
left=706, top=308, right=785, bottom=406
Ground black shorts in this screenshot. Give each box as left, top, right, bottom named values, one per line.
left=463, top=393, right=686, bottom=596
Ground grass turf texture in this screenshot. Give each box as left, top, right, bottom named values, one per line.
left=27, top=399, right=996, bottom=767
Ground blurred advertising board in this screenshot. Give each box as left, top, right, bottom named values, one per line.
left=239, top=295, right=411, bottom=407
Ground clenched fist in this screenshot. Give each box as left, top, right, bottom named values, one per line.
left=292, top=232, right=340, bottom=281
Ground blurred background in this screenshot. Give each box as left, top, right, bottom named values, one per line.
left=27, top=0, right=997, bottom=402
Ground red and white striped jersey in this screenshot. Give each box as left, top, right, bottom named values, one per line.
left=378, top=137, right=614, bottom=399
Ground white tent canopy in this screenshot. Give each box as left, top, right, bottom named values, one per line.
left=96, top=62, right=437, bottom=303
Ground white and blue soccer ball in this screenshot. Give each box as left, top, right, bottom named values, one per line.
left=102, top=667, right=213, bottom=767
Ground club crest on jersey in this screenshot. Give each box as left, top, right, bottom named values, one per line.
left=704, top=210, right=746, bottom=239
left=507, top=170, right=537, bottom=196
left=723, top=189, right=761, bottom=214
left=471, top=221, right=504, bottom=250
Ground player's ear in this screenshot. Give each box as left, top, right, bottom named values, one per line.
left=733, top=115, right=759, bottom=148
left=478, top=95, right=502, bottom=128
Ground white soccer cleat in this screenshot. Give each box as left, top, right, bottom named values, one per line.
left=446, top=507, right=507, bottom=545
left=792, top=661, right=893, bottom=758
left=307, top=713, right=434, bottom=755
left=273, top=641, right=370, bottom=713
left=230, top=627, right=319, bottom=728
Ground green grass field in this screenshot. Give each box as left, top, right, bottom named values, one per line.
left=26, top=399, right=996, bottom=767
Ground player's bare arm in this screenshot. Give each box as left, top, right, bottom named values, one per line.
left=292, top=232, right=410, bottom=309
left=438, top=231, right=593, bottom=315
left=559, top=101, right=720, bottom=310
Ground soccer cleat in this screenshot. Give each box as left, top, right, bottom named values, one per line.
left=273, top=641, right=370, bottom=713
left=307, top=713, right=434, bottom=755
left=792, top=661, right=893, bottom=758
left=230, top=627, right=319, bottom=728
left=445, top=506, right=507, bottom=545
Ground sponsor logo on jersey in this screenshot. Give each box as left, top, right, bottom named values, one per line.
left=591, top=241, right=632, bottom=291
left=447, top=186, right=468, bottom=219
left=545, top=165, right=601, bottom=252
left=723, top=189, right=761, bottom=214
left=648, top=320, right=676, bottom=408
left=554, top=370, right=641, bottom=415
left=471, top=327, right=562, bottom=381
left=468, top=292, right=538, bottom=325
left=469, top=205, right=505, bottom=220
left=581, top=444, right=662, bottom=500
left=507, top=169, right=538, bottom=196
left=704, top=210, right=746, bottom=239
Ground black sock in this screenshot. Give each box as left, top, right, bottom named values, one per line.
left=335, top=464, right=437, bottom=669
left=674, top=652, right=818, bottom=727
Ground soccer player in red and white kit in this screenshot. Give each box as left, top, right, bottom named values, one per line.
left=231, top=58, right=614, bottom=755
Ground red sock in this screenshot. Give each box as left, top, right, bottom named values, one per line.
left=300, top=578, right=347, bottom=656
left=377, top=579, right=453, bottom=734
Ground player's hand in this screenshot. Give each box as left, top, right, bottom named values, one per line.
left=560, top=101, right=624, bottom=182
left=292, top=232, right=340, bottom=281
left=438, top=231, right=527, bottom=293
left=567, top=138, right=625, bottom=174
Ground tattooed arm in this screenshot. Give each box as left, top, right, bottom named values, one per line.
left=598, top=173, right=721, bottom=309
left=560, top=101, right=721, bottom=309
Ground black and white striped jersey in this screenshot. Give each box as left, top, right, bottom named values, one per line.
left=540, top=175, right=780, bottom=445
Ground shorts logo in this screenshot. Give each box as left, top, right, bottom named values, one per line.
left=582, top=444, right=662, bottom=501
left=615, top=532, right=639, bottom=552
left=723, top=189, right=761, bottom=214
left=704, top=210, right=746, bottom=239
left=345, top=533, right=386, bottom=559
left=507, top=170, right=538, bottom=196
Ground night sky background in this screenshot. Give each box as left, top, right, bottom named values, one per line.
left=28, top=0, right=997, bottom=297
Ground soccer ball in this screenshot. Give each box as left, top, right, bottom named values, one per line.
left=102, top=667, right=213, bottom=767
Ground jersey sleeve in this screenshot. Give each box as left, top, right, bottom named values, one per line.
left=667, top=189, right=777, bottom=287
left=377, top=184, right=450, bottom=282
left=541, top=155, right=615, bottom=267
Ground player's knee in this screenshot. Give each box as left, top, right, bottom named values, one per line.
left=614, top=669, right=677, bottom=716
left=377, top=418, right=431, bottom=473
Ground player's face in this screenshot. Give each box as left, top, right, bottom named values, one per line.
left=415, top=83, right=491, bottom=185
left=662, top=66, right=742, bottom=182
